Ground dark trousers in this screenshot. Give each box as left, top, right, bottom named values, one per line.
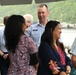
left=0, top=53, right=10, bottom=75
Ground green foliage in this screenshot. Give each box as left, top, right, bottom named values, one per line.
left=0, top=0, right=76, bottom=24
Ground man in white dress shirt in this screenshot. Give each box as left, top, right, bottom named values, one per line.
left=0, top=16, right=10, bottom=75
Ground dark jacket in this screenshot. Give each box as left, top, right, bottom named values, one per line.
left=37, top=42, right=72, bottom=75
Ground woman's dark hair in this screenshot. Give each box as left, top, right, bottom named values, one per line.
left=4, top=15, right=25, bottom=53
left=40, top=20, right=65, bottom=51
left=41, top=20, right=60, bottom=45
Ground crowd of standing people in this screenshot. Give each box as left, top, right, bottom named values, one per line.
left=0, top=3, right=76, bottom=75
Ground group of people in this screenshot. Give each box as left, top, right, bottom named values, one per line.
left=0, top=3, right=76, bottom=75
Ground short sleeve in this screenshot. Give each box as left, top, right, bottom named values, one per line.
left=27, top=37, right=37, bottom=55
left=70, top=38, right=76, bottom=55
left=27, top=37, right=38, bottom=65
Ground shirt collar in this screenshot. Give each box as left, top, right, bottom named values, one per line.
left=36, top=21, right=45, bottom=27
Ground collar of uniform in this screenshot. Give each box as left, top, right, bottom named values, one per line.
left=36, top=21, right=45, bottom=27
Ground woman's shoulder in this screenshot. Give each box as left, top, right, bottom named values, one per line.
left=39, top=42, right=52, bottom=50
left=21, top=34, right=31, bottom=40
left=40, top=42, right=50, bottom=47
left=21, top=34, right=35, bottom=44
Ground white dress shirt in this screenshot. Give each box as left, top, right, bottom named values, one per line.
left=0, top=27, right=8, bottom=52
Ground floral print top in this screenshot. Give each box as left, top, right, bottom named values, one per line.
left=57, top=46, right=66, bottom=66
left=8, top=34, right=37, bottom=75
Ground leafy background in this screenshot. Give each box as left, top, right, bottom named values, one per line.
left=0, top=0, right=76, bottom=25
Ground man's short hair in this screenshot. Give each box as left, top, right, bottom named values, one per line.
left=37, top=4, right=48, bottom=10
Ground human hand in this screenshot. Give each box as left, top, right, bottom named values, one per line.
left=66, top=65, right=71, bottom=74
left=3, top=54, right=9, bottom=59
left=59, top=71, right=67, bottom=75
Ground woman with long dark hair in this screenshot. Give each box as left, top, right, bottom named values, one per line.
left=37, top=20, right=72, bottom=75
left=4, top=15, right=38, bottom=75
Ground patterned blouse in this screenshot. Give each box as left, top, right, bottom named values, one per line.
left=8, top=34, right=38, bottom=75
left=57, top=46, right=66, bottom=66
